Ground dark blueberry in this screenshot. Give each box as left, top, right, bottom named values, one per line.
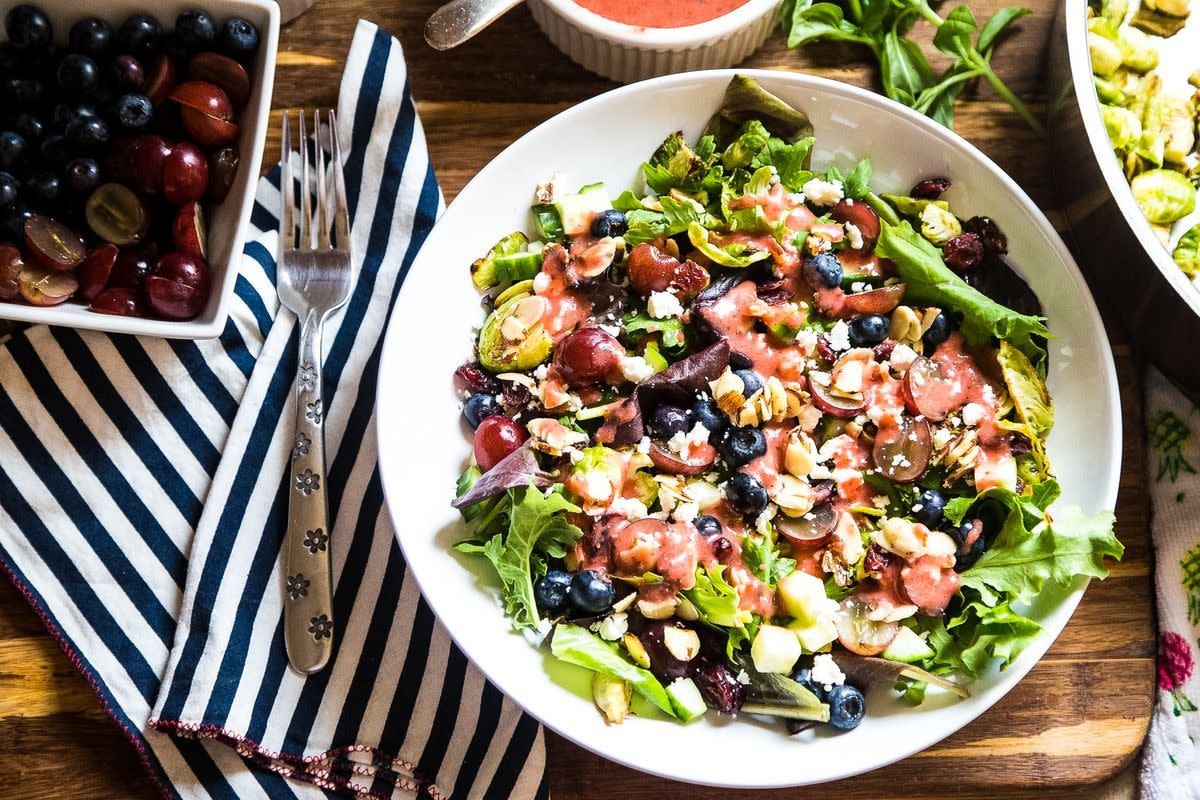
left=64, top=158, right=101, bottom=195
left=40, top=135, right=70, bottom=163
left=567, top=569, right=614, bottom=615
left=462, top=392, right=501, bottom=428
left=791, top=666, right=827, bottom=700
left=693, top=514, right=722, bottom=538
left=220, top=17, right=260, bottom=60
left=914, top=487, right=946, bottom=528
left=66, top=116, right=109, bottom=149
left=589, top=209, right=627, bottom=238
left=3, top=77, right=44, bottom=107
left=826, top=684, right=866, bottom=730
left=950, top=518, right=987, bottom=571
left=176, top=10, right=217, bottom=50
left=734, top=368, right=763, bottom=395
left=53, top=102, right=97, bottom=129
left=921, top=312, right=951, bottom=351
left=5, top=5, right=53, bottom=49
left=533, top=569, right=572, bottom=614
left=803, top=251, right=842, bottom=289
left=691, top=396, right=725, bottom=437
left=110, top=55, right=146, bottom=91
left=0, top=173, right=18, bottom=208
left=848, top=314, right=889, bottom=348
left=0, top=132, right=26, bottom=171
left=116, top=94, right=153, bottom=130
left=68, top=18, right=112, bottom=56
left=694, top=660, right=744, bottom=714
left=0, top=204, right=33, bottom=242
left=651, top=404, right=691, bottom=439
left=117, top=15, right=163, bottom=58
left=719, top=426, right=766, bottom=468
left=57, top=54, right=100, bottom=92
left=725, top=472, right=768, bottom=517
left=25, top=171, right=60, bottom=206
left=13, top=112, right=44, bottom=142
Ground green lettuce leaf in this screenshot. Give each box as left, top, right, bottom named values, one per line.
left=642, top=131, right=722, bottom=196
left=874, top=219, right=1050, bottom=362
left=550, top=624, right=681, bottom=719
left=750, top=136, right=815, bottom=191
left=925, top=590, right=1044, bottom=678
left=623, top=311, right=687, bottom=352
left=742, top=531, right=796, bottom=586
left=721, top=119, right=771, bottom=169
left=684, top=565, right=750, bottom=628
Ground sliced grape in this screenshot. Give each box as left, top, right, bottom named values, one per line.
left=648, top=441, right=717, bottom=476
left=872, top=415, right=932, bottom=483
left=90, top=287, right=142, bottom=316
left=76, top=243, right=118, bottom=301
left=144, top=54, right=178, bottom=106
left=902, top=355, right=963, bottom=422
left=19, top=266, right=79, bottom=306
left=169, top=81, right=233, bottom=120
left=775, top=503, right=837, bottom=545
left=841, top=284, right=905, bottom=316
left=206, top=147, right=239, bottom=202
left=809, top=378, right=865, bottom=419
left=830, top=199, right=880, bottom=250
left=0, top=243, right=23, bottom=301
left=162, top=142, right=209, bottom=205
left=180, top=106, right=239, bottom=148
left=86, top=183, right=149, bottom=246
left=188, top=52, right=250, bottom=109
left=834, top=596, right=899, bottom=656
left=172, top=201, right=207, bottom=260
left=23, top=215, right=86, bottom=271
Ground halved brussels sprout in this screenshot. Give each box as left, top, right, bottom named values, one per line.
left=1117, top=27, right=1159, bottom=73
left=919, top=203, right=962, bottom=245
left=1130, top=168, right=1196, bottom=224
left=1143, top=0, right=1188, bottom=17
left=1088, top=31, right=1124, bottom=77
left=1101, top=0, right=1130, bottom=25
left=997, top=340, right=1053, bottom=438
left=1173, top=223, right=1200, bottom=277
left=471, top=231, right=529, bottom=290
left=1094, top=76, right=1127, bottom=106
left=1138, top=92, right=1197, bottom=166
left=1102, top=105, right=1142, bottom=151
left=477, top=290, right=554, bottom=372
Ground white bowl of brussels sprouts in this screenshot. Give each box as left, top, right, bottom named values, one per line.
left=378, top=69, right=1121, bottom=787
left=1049, top=0, right=1200, bottom=396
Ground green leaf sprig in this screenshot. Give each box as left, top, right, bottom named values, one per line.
left=780, top=0, right=1045, bottom=135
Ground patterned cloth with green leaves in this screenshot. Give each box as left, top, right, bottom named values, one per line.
left=1143, top=368, right=1200, bottom=799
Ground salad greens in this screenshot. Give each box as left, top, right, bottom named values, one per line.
left=551, top=624, right=685, bottom=719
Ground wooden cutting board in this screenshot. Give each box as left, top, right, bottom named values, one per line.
left=0, top=0, right=1155, bottom=796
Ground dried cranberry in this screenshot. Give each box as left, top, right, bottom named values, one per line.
left=910, top=177, right=950, bottom=199
left=626, top=243, right=709, bottom=298
left=500, top=379, right=531, bottom=410
left=942, top=232, right=985, bottom=272
left=455, top=362, right=499, bottom=395
left=963, top=215, right=1008, bottom=254
left=809, top=481, right=834, bottom=507
left=1009, top=432, right=1033, bottom=455
left=693, top=660, right=744, bottom=714
left=706, top=533, right=734, bottom=561
left=863, top=543, right=894, bottom=578
left=816, top=334, right=837, bottom=363
left=872, top=339, right=897, bottom=361
left=755, top=279, right=791, bottom=305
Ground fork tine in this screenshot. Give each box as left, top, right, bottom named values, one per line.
left=299, top=110, right=312, bottom=250
left=280, top=110, right=295, bottom=250
left=328, top=109, right=351, bottom=251
left=313, top=109, right=330, bottom=249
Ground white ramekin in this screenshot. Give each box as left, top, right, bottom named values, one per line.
left=528, top=0, right=782, bottom=83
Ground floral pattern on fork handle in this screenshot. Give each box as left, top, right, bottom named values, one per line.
left=284, top=311, right=335, bottom=674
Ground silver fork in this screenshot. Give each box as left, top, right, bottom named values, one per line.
left=278, top=109, right=352, bottom=675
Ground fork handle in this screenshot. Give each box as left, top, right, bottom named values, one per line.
left=284, top=309, right=335, bottom=675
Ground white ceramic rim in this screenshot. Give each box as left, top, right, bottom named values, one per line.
left=1065, top=0, right=1200, bottom=319
left=377, top=68, right=1122, bottom=787
left=539, top=0, right=781, bottom=48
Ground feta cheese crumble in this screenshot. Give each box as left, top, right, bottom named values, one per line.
left=636, top=436, right=652, bottom=455
left=827, top=320, right=852, bottom=352
left=619, top=355, right=655, bottom=384
left=801, top=177, right=845, bottom=207
left=647, top=290, right=684, bottom=319
left=962, top=402, right=986, bottom=427
left=667, top=422, right=711, bottom=458
left=844, top=221, right=864, bottom=250
left=810, top=653, right=847, bottom=691
left=610, top=496, right=649, bottom=520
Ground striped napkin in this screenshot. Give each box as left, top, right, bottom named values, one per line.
left=0, top=21, right=546, bottom=800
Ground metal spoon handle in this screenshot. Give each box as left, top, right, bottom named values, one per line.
left=425, top=0, right=526, bottom=50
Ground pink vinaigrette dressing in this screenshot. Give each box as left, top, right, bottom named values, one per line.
left=573, top=0, right=751, bottom=28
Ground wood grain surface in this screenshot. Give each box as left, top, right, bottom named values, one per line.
left=0, top=0, right=1156, bottom=798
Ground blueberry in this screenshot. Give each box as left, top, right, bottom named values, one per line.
left=826, top=684, right=866, bottom=730
left=116, top=94, right=153, bottom=130
left=590, top=209, right=627, bottom=238
left=693, top=514, right=722, bottom=538
left=57, top=54, right=100, bottom=92
left=66, top=116, right=109, bottom=149
left=40, top=135, right=69, bottom=163
left=914, top=488, right=946, bottom=528
left=25, top=171, right=60, bottom=206
left=176, top=10, right=217, bottom=50
left=0, top=173, right=18, bottom=208
left=734, top=368, right=763, bottom=395
left=462, top=392, right=500, bottom=428
left=110, top=55, right=145, bottom=92
left=5, top=5, right=53, bottom=49
left=651, top=404, right=691, bottom=439
left=950, top=518, right=987, bottom=571
left=533, top=569, right=571, bottom=614
left=13, top=112, right=44, bottom=142
left=791, top=666, right=827, bottom=700
left=64, top=158, right=101, bottom=195
left=68, top=18, right=112, bottom=56
left=691, top=396, right=725, bottom=437
left=848, top=314, right=889, bottom=347
left=726, top=472, right=768, bottom=516
left=117, top=15, right=163, bottom=58
left=720, top=426, right=766, bottom=468
left=3, top=77, right=45, bottom=107
left=922, top=312, right=951, bottom=351
left=567, top=569, right=614, bottom=615
left=0, top=132, right=26, bottom=171
left=804, top=252, right=842, bottom=289
left=221, top=17, right=260, bottom=60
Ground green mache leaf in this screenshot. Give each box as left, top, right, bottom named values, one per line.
left=476, top=486, right=583, bottom=630
left=612, top=190, right=646, bottom=213
left=873, top=219, right=1050, bottom=363
left=623, top=311, right=687, bottom=352
left=843, top=159, right=873, bottom=199
left=684, top=565, right=750, bottom=628
left=783, top=0, right=873, bottom=49
left=722, top=119, right=772, bottom=168
left=977, top=7, right=1031, bottom=55
left=932, top=4, right=978, bottom=58
left=703, top=75, right=815, bottom=147
left=623, top=209, right=670, bottom=246
left=750, top=136, right=815, bottom=191
left=742, top=531, right=796, bottom=586
left=550, top=624, right=682, bottom=719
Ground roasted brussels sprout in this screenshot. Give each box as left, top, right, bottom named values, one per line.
left=1088, top=31, right=1125, bottom=77
left=1117, top=27, right=1159, bottom=73
left=477, top=289, right=554, bottom=372
left=1142, top=0, right=1189, bottom=18
left=919, top=203, right=962, bottom=245
left=471, top=231, right=529, bottom=290
left=1173, top=223, right=1200, bottom=277
left=1100, top=0, right=1130, bottom=25
left=1103, top=105, right=1143, bottom=151
left=1138, top=91, right=1196, bottom=166
left=1130, top=168, right=1196, bottom=223
left=1094, top=76, right=1127, bottom=106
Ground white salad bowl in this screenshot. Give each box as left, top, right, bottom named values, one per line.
left=528, top=0, right=782, bottom=83
left=377, top=70, right=1121, bottom=787
left=0, top=0, right=279, bottom=340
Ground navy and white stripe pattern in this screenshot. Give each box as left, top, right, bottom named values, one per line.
left=0, top=21, right=545, bottom=800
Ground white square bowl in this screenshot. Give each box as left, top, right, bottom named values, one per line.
left=0, top=0, right=279, bottom=339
